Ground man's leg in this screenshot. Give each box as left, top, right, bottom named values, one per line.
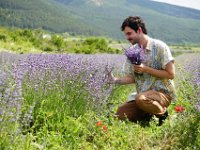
left=115, top=100, right=150, bottom=122
left=135, top=90, right=171, bottom=115
left=135, top=90, right=172, bottom=125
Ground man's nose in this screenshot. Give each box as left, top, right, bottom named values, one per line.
left=126, top=36, right=130, bottom=40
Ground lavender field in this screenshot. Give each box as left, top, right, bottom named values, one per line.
left=0, top=51, right=200, bottom=149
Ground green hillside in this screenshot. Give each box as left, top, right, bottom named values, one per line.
left=0, top=0, right=102, bottom=35
left=0, top=0, right=200, bottom=44
left=128, top=0, right=200, bottom=19
left=59, top=0, right=200, bottom=43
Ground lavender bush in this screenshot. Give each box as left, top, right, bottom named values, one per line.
left=0, top=52, right=127, bottom=132
left=176, top=54, right=200, bottom=112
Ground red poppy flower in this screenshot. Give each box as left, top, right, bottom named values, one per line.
left=102, top=125, right=107, bottom=133
left=175, top=106, right=185, bottom=113
left=96, top=121, right=103, bottom=127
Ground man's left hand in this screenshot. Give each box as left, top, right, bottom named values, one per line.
left=133, top=63, right=148, bottom=74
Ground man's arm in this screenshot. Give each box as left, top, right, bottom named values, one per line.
left=114, top=75, right=135, bottom=84
left=134, top=61, right=175, bottom=79
left=107, top=70, right=135, bottom=85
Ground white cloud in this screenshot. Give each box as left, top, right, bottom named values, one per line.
left=151, top=0, right=200, bottom=10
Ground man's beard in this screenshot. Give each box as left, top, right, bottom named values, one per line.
left=128, top=39, right=137, bottom=45
left=128, top=36, right=140, bottom=45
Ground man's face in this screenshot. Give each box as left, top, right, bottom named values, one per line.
left=123, top=26, right=140, bottom=45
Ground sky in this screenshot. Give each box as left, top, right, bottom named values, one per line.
left=151, top=0, right=200, bottom=10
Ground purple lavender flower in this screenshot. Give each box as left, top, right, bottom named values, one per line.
left=124, top=45, right=145, bottom=65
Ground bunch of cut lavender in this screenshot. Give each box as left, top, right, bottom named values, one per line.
left=124, top=45, right=145, bottom=65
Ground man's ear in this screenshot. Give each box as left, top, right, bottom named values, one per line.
left=137, top=27, right=142, bottom=34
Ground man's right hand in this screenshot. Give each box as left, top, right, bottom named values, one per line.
left=104, top=69, right=116, bottom=84
left=104, top=67, right=135, bottom=85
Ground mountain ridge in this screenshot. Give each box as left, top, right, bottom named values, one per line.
left=0, top=0, right=200, bottom=44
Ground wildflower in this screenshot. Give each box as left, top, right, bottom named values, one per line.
left=124, top=45, right=145, bottom=65
left=102, top=125, right=107, bottom=133
left=96, top=121, right=103, bottom=127
left=175, top=105, right=185, bottom=113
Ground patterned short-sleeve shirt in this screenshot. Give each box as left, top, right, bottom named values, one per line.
left=124, top=37, right=176, bottom=100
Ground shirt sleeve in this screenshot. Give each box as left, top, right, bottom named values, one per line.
left=161, top=44, right=174, bottom=69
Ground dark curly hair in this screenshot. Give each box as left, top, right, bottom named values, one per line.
left=121, top=16, right=147, bottom=34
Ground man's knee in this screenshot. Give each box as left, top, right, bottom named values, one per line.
left=135, top=94, right=146, bottom=106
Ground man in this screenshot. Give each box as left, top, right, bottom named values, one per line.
left=108, top=16, right=176, bottom=126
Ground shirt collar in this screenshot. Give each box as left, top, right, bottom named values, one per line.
left=145, top=37, right=153, bottom=52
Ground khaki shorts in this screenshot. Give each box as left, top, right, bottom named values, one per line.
left=115, top=90, right=172, bottom=122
